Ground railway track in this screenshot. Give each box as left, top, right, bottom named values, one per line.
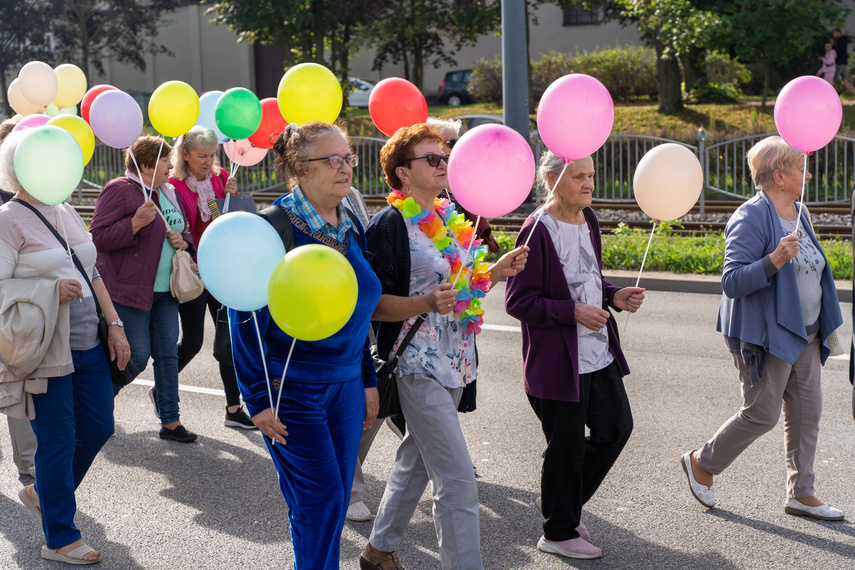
left=71, top=194, right=852, bottom=238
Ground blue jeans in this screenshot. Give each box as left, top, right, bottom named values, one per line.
left=31, top=345, right=114, bottom=549
left=115, top=292, right=181, bottom=424
left=266, top=376, right=364, bottom=569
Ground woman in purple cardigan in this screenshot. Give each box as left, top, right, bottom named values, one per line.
left=505, top=151, right=645, bottom=561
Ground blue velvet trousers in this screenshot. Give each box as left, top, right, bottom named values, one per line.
left=265, top=376, right=365, bottom=569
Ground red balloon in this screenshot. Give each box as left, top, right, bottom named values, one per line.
left=82, top=84, right=118, bottom=125
left=248, top=97, right=287, bottom=149
left=368, top=78, right=428, bottom=137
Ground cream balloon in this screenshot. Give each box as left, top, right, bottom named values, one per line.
left=53, top=64, right=87, bottom=108
left=633, top=143, right=703, bottom=221
left=7, top=78, right=43, bottom=116
left=18, top=61, right=58, bottom=107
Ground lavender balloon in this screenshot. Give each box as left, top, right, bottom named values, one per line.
left=446, top=124, right=535, bottom=218
left=774, top=76, right=842, bottom=153
left=89, top=90, right=143, bottom=149
left=537, top=74, right=614, bottom=161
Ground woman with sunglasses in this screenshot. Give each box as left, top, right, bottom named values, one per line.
left=359, top=123, right=528, bottom=570
left=228, top=122, right=382, bottom=569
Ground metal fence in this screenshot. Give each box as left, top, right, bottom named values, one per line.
left=82, top=132, right=855, bottom=212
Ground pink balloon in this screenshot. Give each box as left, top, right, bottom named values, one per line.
left=446, top=124, right=535, bottom=218
left=223, top=139, right=267, bottom=167
left=537, top=74, right=614, bottom=161
left=774, top=76, right=842, bottom=152
left=13, top=114, right=50, bottom=131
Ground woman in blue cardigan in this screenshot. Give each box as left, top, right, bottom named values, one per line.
left=681, top=136, right=844, bottom=520
left=229, top=122, right=382, bottom=569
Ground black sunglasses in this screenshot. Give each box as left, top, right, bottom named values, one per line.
left=402, top=153, right=450, bottom=168
left=445, top=139, right=458, bottom=149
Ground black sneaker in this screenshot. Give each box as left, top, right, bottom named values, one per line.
left=159, top=424, right=198, bottom=442
left=225, top=406, right=257, bottom=430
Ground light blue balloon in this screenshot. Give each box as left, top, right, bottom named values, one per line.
left=197, top=212, right=286, bottom=311
left=196, top=90, right=229, bottom=143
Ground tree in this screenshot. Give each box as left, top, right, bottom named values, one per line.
left=0, top=0, right=52, bottom=115
left=47, top=0, right=181, bottom=83
left=363, top=0, right=499, bottom=90
left=694, top=0, right=849, bottom=108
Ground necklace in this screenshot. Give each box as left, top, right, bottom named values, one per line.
left=387, top=189, right=490, bottom=335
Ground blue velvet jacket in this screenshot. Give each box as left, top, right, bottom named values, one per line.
left=229, top=194, right=382, bottom=417
left=717, top=190, right=842, bottom=366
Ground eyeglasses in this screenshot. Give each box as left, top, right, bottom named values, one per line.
left=445, top=139, right=458, bottom=149
left=303, top=154, right=359, bottom=169
left=402, top=153, right=450, bottom=168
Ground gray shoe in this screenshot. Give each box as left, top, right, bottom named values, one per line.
left=784, top=498, right=844, bottom=521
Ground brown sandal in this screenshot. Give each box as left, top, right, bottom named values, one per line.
left=359, top=542, right=405, bottom=570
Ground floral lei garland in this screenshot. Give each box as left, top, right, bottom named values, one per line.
left=387, top=189, right=491, bottom=335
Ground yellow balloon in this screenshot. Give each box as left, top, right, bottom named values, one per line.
left=149, top=80, right=200, bottom=138
left=277, top=63, right=343, bottom=125
left=47, top=115, right=95, bottom=166
left=53, top=64, right=87, bottom=108
left=267, top=244, right=358, bottom=341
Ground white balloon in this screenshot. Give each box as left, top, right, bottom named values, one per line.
left=18, top=61, right=59, bottom=107
left=7, top=78, right=43, bottom=116
left=633, top=143, right=703, bottom=221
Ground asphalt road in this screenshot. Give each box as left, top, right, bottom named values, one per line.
left=2, top=280, right=855, bottom=569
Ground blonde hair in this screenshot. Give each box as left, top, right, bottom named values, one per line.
left=746, top=136, right=804, bottom=190
left=170, top=125, right=222, bottom=181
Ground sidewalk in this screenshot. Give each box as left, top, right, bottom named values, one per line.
left=605, top=269, right=853, bottom=303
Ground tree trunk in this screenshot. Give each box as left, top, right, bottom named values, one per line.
left=311, top=0, right=325, bottom=64
left=339, top=24, right=351, bottom=115
left=761, top=58, right=770, bottom=110
left=654, top=38, right=683, bottom=113
left=414, top=38, right=423, bottom=90
left=681, top=47, right=706, bottom=91
left=0, top=71, right=10, bottom=116
left=525, top=0, right=533, bottom=113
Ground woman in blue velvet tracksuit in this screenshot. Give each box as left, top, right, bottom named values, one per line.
left=229, top=122, right=382, bottom=569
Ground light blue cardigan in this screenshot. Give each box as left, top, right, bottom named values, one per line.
left=717, top=190, right=842, bottom=367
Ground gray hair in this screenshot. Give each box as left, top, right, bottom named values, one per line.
left=426, top=116, right=462, bottom=141
left=169, top=125, right=222, bottom=181
left=746, top=135, right=804, bottom=190
left=0, top=130, right=25, bottom=194
left=537, top=150, right=567, bottom=205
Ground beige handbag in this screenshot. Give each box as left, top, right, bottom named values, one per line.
left=149, top=191, right=205, bottom=303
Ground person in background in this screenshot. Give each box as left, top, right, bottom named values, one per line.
left=681, top=136, right=844, bottom=521
left=817, top=41, right=837, bottom=85
left=229, top=121, right=382, bottom=569
left=505, top=151, right=644, bottom=560
left=169, top=126, right=255, bottom=430
left=0, top=130, right=129, bottom=565
left=0, top=117, right=37, bottom=481
left=91, top=135, right=198, bottom=443
left=832, top=28, right=855, bottom=93
left=360, top=123, right=527, bottom=570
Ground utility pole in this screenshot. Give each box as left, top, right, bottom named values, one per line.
left=502, top=0, right=530, bottom=144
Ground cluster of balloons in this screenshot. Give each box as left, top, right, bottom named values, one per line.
left=197, top=212, right=357, bottom=341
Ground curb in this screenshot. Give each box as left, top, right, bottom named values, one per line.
left=605, top=270, right=853, bottom=303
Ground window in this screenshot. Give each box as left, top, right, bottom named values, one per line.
left=563, top=4, right=598, bottom=26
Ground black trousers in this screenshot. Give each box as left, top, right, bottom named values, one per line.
left=528, top=360, right=633, bottom=541
left=177, top=290, right=241, bottom=407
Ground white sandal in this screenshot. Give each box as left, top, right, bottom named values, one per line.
left=41, top=543, right=101, bottom=565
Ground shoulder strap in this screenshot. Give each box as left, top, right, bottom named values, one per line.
left=10, top=199, right=103, bottom=316
left=260, top=204, right=295, bottom=252
left=390, top=314, right=427, bottom=361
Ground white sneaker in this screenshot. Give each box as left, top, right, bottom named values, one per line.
left=346, top=501, right=372, bottom=522
left=538, top=536, right=602, bottom=559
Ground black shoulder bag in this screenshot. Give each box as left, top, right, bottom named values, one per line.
left=373, top=314, right=426, bottom=419
left=12, top=199, right=140, bottom=386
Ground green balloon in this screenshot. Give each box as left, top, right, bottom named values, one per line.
left=14, top=126, right=84, bottom=205
left=214, top=88, right=262, bottom=140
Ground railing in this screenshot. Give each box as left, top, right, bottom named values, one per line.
left=82, top=133, right=855, bottom=213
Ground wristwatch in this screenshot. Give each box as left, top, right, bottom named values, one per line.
left=107, top=319, right=124, bottom=328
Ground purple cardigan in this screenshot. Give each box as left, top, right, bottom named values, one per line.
left=90, top=177, right=193, bottom=311
left=504, top=208, right=629, bottom=402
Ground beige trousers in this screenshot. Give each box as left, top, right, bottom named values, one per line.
left=7, top=416, right=37, bottom=476
left=698, top=332, right=822, bottom=499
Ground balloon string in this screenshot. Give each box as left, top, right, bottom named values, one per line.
left=522, top=161, right=570, bottom=250
left=451, top=215, right=480, bottom=289
left=56, top=206, right=82, bottom=303
left=793, top=153, right=807, bottom=236
left=251, top=310, right=276, bottom=445
left=624, top=220, right=656, bottom=332
left=146, top=138, right=166, bottom=201
left=271, top=337, right=297, bottom=447
left=127, top=148, right=149, bottom=202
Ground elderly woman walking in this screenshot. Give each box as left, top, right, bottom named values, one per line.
left=681, top=136, right=844, bottom=520
left=505, top=151, right=645, bottom=560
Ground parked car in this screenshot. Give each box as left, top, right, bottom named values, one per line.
left=438, top=69, right=472, bottom=107
left=346, top=78, right=376, bottom=108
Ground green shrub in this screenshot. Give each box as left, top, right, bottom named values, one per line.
left=468, top=56, right=504, bottom=105
left=704, top=51, right=751, bottom=86
left=687, top=82, right=743, bottom=104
